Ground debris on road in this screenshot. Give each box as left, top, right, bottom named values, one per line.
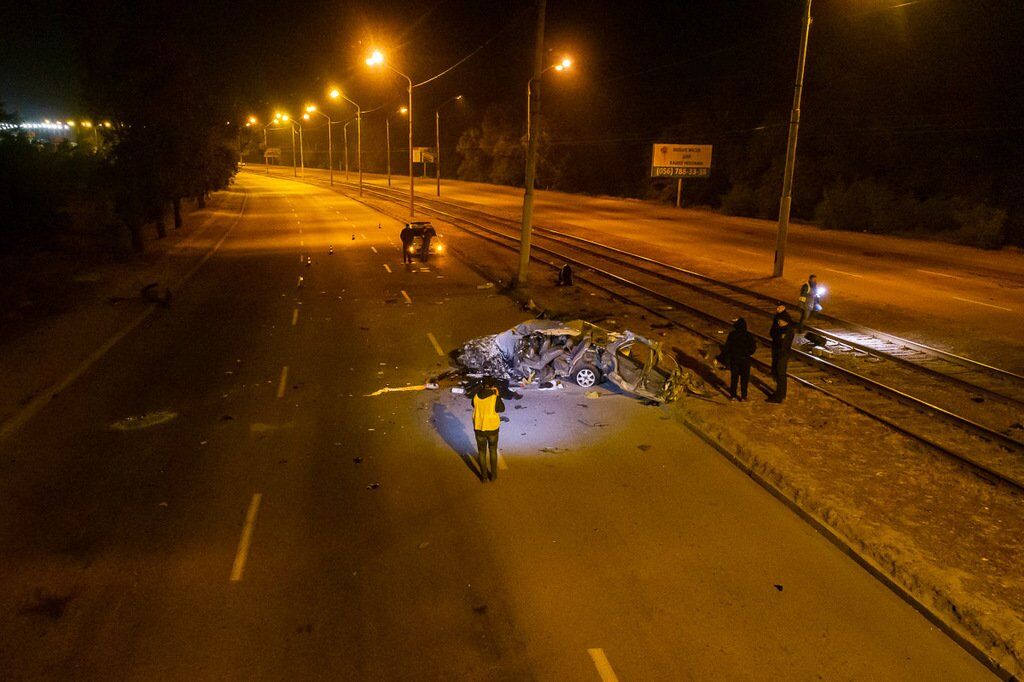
left=110, top=410, right=177, bottom=431
left=366, top=483, right=380, bottom=490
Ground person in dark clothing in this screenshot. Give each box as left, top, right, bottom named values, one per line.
left=399, top=224, right=414, bottom=264
left=556, top=263, right=574, bottom=286
left=719, top=317, right=757, bottom=401
left=768, top=311, right=795, bottom=403
left=421, top=224, right=437, bottom=262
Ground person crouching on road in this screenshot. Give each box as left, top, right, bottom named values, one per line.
left=400, top=223, right=414, bottom=265
left=769, top=309, right=795, bottom=403
left=719, top=317, right=756, bottom=401
left=472, top=383, right=505, bottom=482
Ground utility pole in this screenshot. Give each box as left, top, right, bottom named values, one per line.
left=516, top=0, right=546, bottom=286
left=407, top=80, right=414, bottom=218
left=386, top=117, right=392, bottom=188
left=435, top=110, right=441, bottom=197
left=773, top=0, right=812, bottom=278
left=291, top=125, right=297, bottom=177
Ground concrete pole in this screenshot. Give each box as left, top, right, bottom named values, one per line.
left=773, top=0, right=812, bottom=278
left=676, top=178, right=682, bottom=208
left=386, top=117, right=392, bottom=188
left=407, top=81, right=414, bottom=218
left=344, top=123, right=350, bottom=181
left=298, top=125, right=305, bottom=177
left=328, top=116, right=334, bottom=186
left=435, top=110, right=441, bottom=196
left=516, top=0, right=547, bottom=286
left=357, top=109, right=363, bottom=196
left=291, top=126, right=297, bottom=177
left=264, top=127, right=269, bottom=175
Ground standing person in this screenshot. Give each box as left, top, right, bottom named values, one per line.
left=399, top=223, right=414, bottom=265
left=719, top=317, right=757, bottom=401
left=421, top=224, right=437, bottom=262
left=797, top=274, right=820, bottom=330
left=472, top=382, right=504, bottom=482
left=768, top=311, right=795, bottom=403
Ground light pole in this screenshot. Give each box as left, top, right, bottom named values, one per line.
left=305, top=105, right=333, bottom=185
left=527, top=57, right=571, bottom=138
left=343, top=117, right=358, bottom=181
left=264, top=118, right=280, bottom=174
left=367, top=50, right=415, bottom=218
left=329, top=88, right=365, bottom=196
left=385, top=106, right=408, bottom=189
left=435, top=95, right=463, bottom=196
left=773, top=0, right=813, bottom=278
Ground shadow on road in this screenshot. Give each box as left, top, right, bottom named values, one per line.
left=431, top=402, right=483, bottom=481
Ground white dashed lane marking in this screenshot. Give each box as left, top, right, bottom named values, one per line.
left=426, top=332, right=444, bottom=356
left=401, top=290, right=412, bottom=304
left=291, top=308, right=299, bottom=326
left=823, top=267, right=863, bottom=279
left=953, top=296, right=1012, bottom=312
left=383, top=264, right=392, bottom=273
left=588, top=649, right=619, bottom=682
left=230, top=493, right=262, bottom=583
left=371, top=246, right=378, bottom=254
left=276, top=366, right=289, bottom=398
left=917, top=268, right=960, bottom=279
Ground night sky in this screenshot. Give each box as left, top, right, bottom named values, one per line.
left=2, top=1, right=1022, bottom=147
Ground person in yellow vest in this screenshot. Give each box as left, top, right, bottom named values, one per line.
left=472, top=383, right=505, bottom=482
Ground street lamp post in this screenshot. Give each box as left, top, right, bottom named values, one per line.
left=435, top=95, right=462, bottom=197
left=305, top=106, right=333, bottom=185
left=329, top=88, right=365, bottom=196
left=367, top=50, right=415, bottom=218
left=343, top=118, right=358, bottom=181
left=526, top=57, right=571, bottom=138
left=385, top=106, right=408, bottom=190
left=773, top=0, right=813, bottom=278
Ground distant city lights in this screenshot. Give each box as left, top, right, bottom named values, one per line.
left=0, top=119, right=115, bottom=132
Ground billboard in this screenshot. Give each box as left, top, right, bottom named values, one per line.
left=651, top=144, right=712, bottom=178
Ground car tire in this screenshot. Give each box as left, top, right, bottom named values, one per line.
left=572, top=365, right=601, bottom=388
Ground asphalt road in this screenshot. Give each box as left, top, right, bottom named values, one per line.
left=0, top=173, right=994, bottom=680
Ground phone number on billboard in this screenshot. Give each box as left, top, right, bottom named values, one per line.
left=651, top=167, right=710, bottom=178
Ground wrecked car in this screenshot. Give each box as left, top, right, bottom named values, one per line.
left=452, top=319, right=685, bottom=403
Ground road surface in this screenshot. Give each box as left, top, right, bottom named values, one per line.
left=0, top=172, right=993, bottom=679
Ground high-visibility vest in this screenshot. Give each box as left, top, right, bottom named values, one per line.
left=473, top=392, right=501, bottom=431
left=798, top=282, right=812, bottom=308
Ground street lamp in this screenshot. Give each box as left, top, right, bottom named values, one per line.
left=773, top=0, right=813, bottom=278
left=343, top=117, right=361, bottom=182
left=367, top=49, right=415, bottom=217
left=305, top=104, right=334, bottom=185
left=527, top=56, right=571, bottom=138
left=328, top=87, right=365, bottom=196
left=435, top=95, right=463, bottom=196
left=385, top=106, right=408, bottom=189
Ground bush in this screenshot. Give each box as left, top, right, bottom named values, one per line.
left=720, top=183, right=760, bottom=217
left=950, top=200, right=1007, bottom=249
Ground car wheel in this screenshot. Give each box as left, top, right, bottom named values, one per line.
left=573, top=366, right=600, bottom=388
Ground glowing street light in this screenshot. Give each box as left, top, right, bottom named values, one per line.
left=527, top=55, right=573, bottom=138
left=435, top=95, right=463, bottom=196
left=304, top=103, right=336, bottom=186
left=366, top=49, right=416, bottom=217
left=328, top=87, right=367, bottom=195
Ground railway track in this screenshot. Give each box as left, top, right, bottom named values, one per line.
left=303, top=174, right=1024, bottom=492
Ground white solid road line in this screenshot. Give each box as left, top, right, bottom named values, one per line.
left=277, top=366, right=289, bottom=398
left=401, top=290, right=413, bottom=304
left=587, top=649, right=619, bottom=682
left=371, top=246, right=378, bottom=254
left=230, top=493, right=262, bottom=582
left=383, top=264, right=392, bottom=273
left=426, top=332, right=445, bottom=356
left=291, top=308, right=299, bottom=326
left=824, top=267, right=864, bottom=279
left=736, top=248, right=760, bottom=256
left=953, top=296, right=1013, bottom=312
left=917, top=268, right=961, bottom=279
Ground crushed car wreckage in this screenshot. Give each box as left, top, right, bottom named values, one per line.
left=451, top=319, right=691, bottom=403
